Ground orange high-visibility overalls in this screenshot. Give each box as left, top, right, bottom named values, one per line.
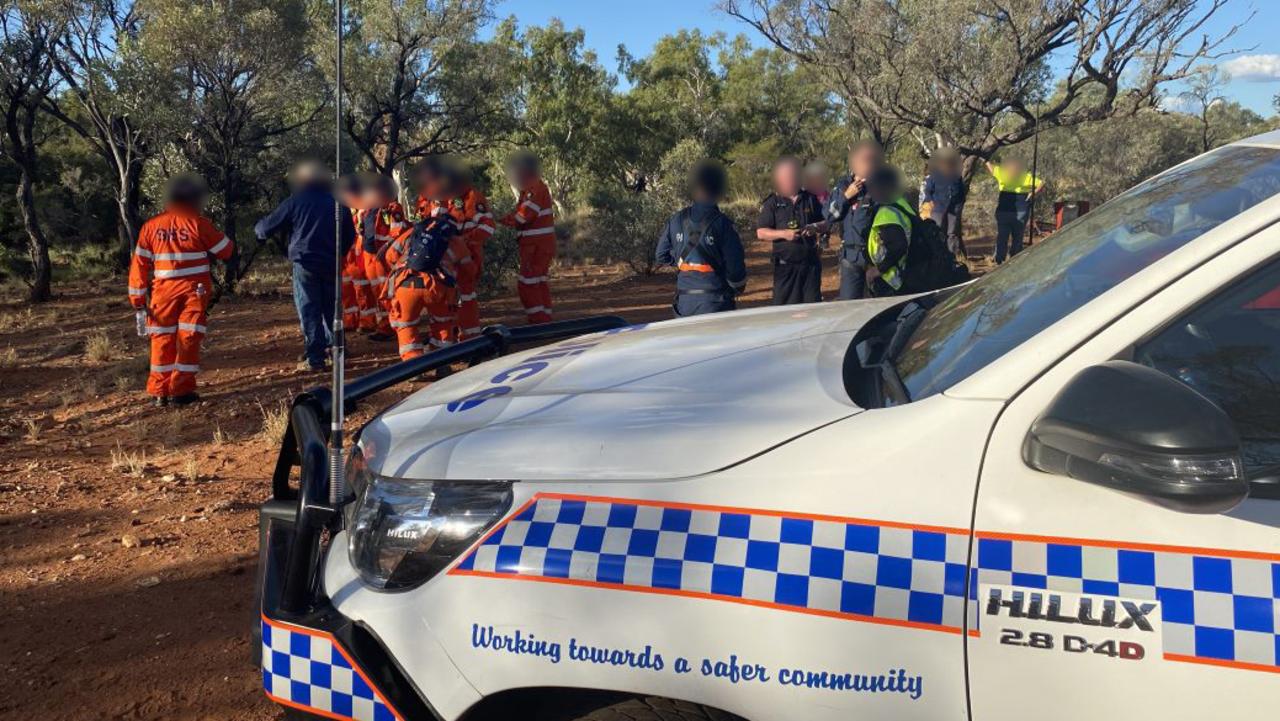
left=499, top=176, right=556, bottom=323
left=356, top=202, right=409, bottom=335
left=127, top=205, right=233, bottom=398
left=341, top=209, right=374, bottom=331
left=384, top=221, right=459, bottom=360
left=441, top=187, right=494, bottom=339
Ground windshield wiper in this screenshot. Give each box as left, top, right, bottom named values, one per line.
left=877, top=302, right=928, bottom=405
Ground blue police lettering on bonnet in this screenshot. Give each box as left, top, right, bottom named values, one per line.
left=445, top=325, right=648, bottom=413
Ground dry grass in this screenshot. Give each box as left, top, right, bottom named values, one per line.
left=0, top=307, right=39, bottom=333
left=212, top=423, right=228, bottom=446
left=112, top=373, right=135, bottom=392
left=238, top=258, right=293, bottom=297
left=23, top=418, right=41, bottom=442
left=257, top=400, right=290, bottom=444
left=0, top=346, right=18, bottom=368
left=182, top=457, right=200, bottom=483
left=58, top=375, right=99, bottom=406
left=110, top=442, right=148, bottom=478
left=84, top=330, right=122, bottom=362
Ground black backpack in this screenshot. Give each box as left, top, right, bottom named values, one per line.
left=405, top=218, right=456, bottom=281
left=900, top=209, right=970, bottom=293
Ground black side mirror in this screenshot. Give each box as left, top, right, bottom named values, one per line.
left=1024, top=360, right=1249, bottom=514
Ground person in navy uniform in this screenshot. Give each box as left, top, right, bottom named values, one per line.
left=757, top=156, right=826, bottom=305
left=825, top=140, right=885, bottom=300
left=656, top=160, right=747, bottom=317
left=922, top=148, right=967, bottom=257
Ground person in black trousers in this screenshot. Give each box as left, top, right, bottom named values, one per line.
left=757, top=157, right=826, bottom=305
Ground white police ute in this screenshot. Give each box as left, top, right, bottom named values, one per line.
left=256, top=133, right=1280, bottom=721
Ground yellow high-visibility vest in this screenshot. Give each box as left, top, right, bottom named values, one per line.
left=868, top=197, right=914, bottom=290
left=991, top=166, right=1043, bottom=194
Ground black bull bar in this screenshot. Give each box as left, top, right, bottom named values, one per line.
left=259, top=315, right=630, bottom=618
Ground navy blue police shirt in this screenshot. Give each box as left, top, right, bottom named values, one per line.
left=254, top=184, right=356, bottom=275
left=825, top=175, right=876, bottom=251
left=656, top=202, right=747, bottom=295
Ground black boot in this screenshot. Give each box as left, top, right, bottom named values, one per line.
left=151, top=396, right=169, bottom=408
left=171, top=392, right=201, bottom=406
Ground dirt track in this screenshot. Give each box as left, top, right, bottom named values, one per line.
left=0, top=239, right=994, bottom=720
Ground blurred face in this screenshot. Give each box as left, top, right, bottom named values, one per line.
left=773, top=162, right=800, bottom=196
left=359, top=186, right=391, bottom=210
left=416, top=169, right=442, bottom=200
left=804, top=167, right=827, bottom=192
left=1003, top=158, right=1025, bottom=176
left=851, top=145, right=884, bottom=178
left=507, top=162, right=535, bottom=186
left=337, top=182, right=362, bottom=208
left=868, top=182, right=897, bottom=205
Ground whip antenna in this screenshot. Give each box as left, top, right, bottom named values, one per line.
left=329, top=0, right=346, bottom=506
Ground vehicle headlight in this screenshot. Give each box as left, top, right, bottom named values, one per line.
left=344, top=448, right=513, bottom=591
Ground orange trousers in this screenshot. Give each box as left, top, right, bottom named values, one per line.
left=517, top=238, right=555, bottom=324
left=455, top=259, right=481, bottom=341
left=362, top=251, right=392, bottom=335
left=340, top=248, right=366, bottom=330
left=146, top=280, right=209, bottom=398
left=389, top=276, right=454, bottom=360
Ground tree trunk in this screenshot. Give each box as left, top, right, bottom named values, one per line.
left=222, top=200, right=240, bottom=284
left=114, top=159, right=144, bottom=269
left=17, top=164, right=52, bottom=302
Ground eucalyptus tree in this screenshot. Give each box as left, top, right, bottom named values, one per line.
left=723, top=0, right=1246, bottom=176
left=1, top=0, right=64, bottom=301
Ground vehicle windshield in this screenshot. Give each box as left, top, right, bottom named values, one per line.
left=896, top=144, right=1280, bottom=400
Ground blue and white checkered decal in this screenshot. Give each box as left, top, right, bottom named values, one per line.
left=454, top=495, right=971, bottom=632
left=973, top=536, right=1280, bottom=670
left=261, top=617, right=401, bottom=721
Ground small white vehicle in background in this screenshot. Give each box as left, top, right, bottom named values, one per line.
left=256, top=133, right=1280, bottom=721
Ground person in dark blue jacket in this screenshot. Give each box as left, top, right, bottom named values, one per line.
left=254, top=161, right=356, bottom=371
left=825, top=140, right=885, bottom=300
left=655, top=161, right=747, bottom=317
left=921, top=149, right=967, bottom=257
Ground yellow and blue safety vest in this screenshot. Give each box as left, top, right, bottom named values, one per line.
left=868, top=197, right=914, bottom=291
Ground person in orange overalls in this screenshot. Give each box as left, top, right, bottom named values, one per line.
left=436, top=161, right=494, bottom=340
left=127, top=175, right=233, bottom=406
left=397, top=159, right=474, bottom=353
left=356, top=174, right=409, bottom=341
left=498, top=150, right=556, bottom=324
left=383, top=213, right=457, bottom=360
left=337, top=177, right=376, bottom=334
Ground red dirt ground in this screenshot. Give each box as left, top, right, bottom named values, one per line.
left=0, top=239, right=994, bottom=720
